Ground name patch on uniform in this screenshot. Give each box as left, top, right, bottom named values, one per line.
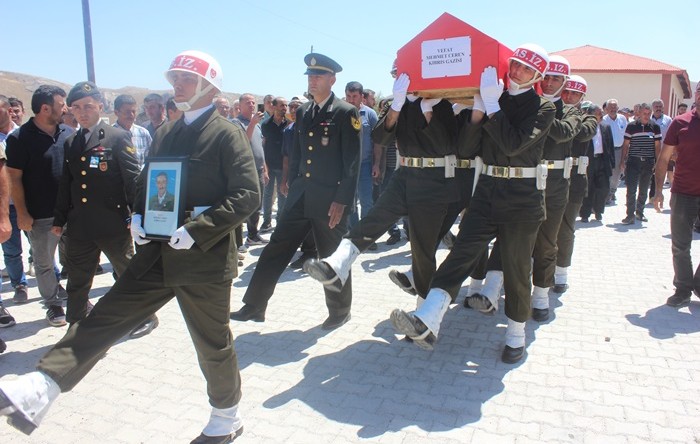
left=351, top=116, right=361, bottom=131
left=99, top=162, right=108, bottom=172
left=90, top=156, right=99, bottom=168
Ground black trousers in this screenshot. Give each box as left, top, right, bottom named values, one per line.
left=670, top=193, right=700, bottom=296
left=580, top=156, right=610, bottom=218
left=625, top=156, right=654, bottom=217
left=346, top=168, right=469, bottom=297
left=431, top=197, right=541, bottom=323
left=38, top=261, right=242, bottom=409
left=65, top=233, right=133, bottom=324
left=242, top=197, right=351, bottom=316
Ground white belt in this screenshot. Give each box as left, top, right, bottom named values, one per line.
left=543, top=159, right=567, bottom=170
left=481, top=164, right=538, bottom=179
left=571, top=156, right=587, bottom=166
left=398, top=155, right=474, bottom=169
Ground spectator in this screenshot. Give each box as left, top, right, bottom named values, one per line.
left=8, top=97, right=25, bottom=125
left=0, top=95, right=19, bottom=327
left=143, top=93, right=166, bottom=137
left=602, top=98, right=628, bottom=203
left=213, top=95, right=231, bottom=117
left=165, top=97, right=182, bottom=122
left=113, top=94, right=152, bottom=169
left=259, top=97, right=289, bottom=232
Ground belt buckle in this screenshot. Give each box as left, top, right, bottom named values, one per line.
left=492, top=166, right=508, bottom=178
left=457, top=159, right=470, bottom=168
left=546, top=160, right=556, bottom=169
left=512, top=167, right=523, bottom=178
left=426, top=158, right=435, bottom=168
left=407, top=158, right=420, bottom=167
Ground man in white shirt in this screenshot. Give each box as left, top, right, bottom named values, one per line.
left=602, top=98, right=627, bottom=203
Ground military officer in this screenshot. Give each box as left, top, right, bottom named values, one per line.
left=52, top=82, right=140, bottom=326
left=230, top=52, right=361, bottom=330
left=391, top=44, right=556, bottom=363
left=0, top=51, right=260, bottom=444
left=554, top=76, right=598, bottom=293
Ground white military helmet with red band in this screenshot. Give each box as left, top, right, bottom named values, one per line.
left=166, top=50, right=223, bottom=91
left=545, top=55, right=570, bottom=78
left=565, top=75, right=588, bottom=94
left=508, top=43, right=550, bottom=79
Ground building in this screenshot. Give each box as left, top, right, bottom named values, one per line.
left=553, top=45, right=692, bottom=117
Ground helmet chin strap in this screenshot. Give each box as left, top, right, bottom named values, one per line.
left=175, top=76, right=215, bottom=112
left=543, top=80, right=566, bottom=100
left=507, top=72, right=543, bottom=95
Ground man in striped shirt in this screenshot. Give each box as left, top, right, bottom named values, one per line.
left=620, top=103, right=661, bottom=224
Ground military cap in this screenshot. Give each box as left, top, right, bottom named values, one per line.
left=67, top=81, right=102, bottom=106
left=580, top=100, right=593, bottom=111
left=304, top=53, right=342, bottom=75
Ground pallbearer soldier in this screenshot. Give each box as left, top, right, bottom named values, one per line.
left=230, top=53, right=361, bottom=330
left=0, top=50, right=260, bottom=444
left=553, top=75, right=599, bottom=292
left=391, top=44, right=555, bottom=364
left=303, top=62, right=479, bottom=309
left=52, top=82, right=141, bottom=326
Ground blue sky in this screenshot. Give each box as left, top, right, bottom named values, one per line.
left=5, top=1, right=699, bottom=99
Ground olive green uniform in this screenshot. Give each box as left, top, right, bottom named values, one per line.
left=38, top=108, right=260, bottom=409
left=428, top=89, right=556, bottom=323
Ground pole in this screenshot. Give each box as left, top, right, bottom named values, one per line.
left=81, top=0, right=96, bottom=83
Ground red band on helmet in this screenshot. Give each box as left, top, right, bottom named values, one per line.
left=512, top=48, right=547, bottom=74
left=170, top=54, right=210, bottom=76
left=548, top=62, right=569, bottom=76
left=565, top=81, right=586, bottom=94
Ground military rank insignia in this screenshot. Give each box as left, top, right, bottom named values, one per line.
left=351, top=116, right=361, bottom=131
left=126, top=146, right=136, bottom=154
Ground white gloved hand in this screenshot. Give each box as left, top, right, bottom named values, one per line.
left=420, top=98, right=442, bottom=114
left=130, top=214, right=150, bottom=245
left=452, top=103, right=470, bottom=115
left=472, top=94, right=486, bottom=113
left=168, top=225, right=195, bottom=250
left=390, top=73, right=410, bottom=112
left=480, top=66, right=504, bottom=115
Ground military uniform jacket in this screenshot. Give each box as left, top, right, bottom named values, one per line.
left=131, top=107, right=260, bottom=286
left=460, top=88, right=556, bottom=223
left=373, top=98, right=461, bottom=205
left=54, top=121, right=140, bottom=240
left=287, top=93, right=361, bottom=219
left=569, top=113, right=598, bottom=200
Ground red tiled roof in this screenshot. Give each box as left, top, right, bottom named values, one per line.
left=553, top=45, right=692, bottom=97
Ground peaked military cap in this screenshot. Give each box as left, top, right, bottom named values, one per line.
left=304, top=53, right=342, bottom=75
left=67, top=81, right=102, bottom=106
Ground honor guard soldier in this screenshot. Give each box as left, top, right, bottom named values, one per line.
left=304, top=62, right=479, bottom=309
left=51, top=82, right=141, bottom=326
left=391, top=44, right=556, bottom=363
left=554, top=76, right=599, bottom=292
left=0, top=50, right=260, bottom=444
left=230, top=52, right=361, bottom=330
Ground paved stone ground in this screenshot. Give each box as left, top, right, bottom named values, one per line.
left=1, top=187, right=699, bottom=443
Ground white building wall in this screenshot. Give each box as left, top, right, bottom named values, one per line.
left=571, top=72, right=661, bottom=109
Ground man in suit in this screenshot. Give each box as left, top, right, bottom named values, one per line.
left=51, top=82, right=141, bottom=327
left=0, top=51, right=260, bottom=444
left=230, top=52, right=361, bottom=330
left=580, top=104, right=615, bottom=222
left=148, top=172, right=175, bottom=211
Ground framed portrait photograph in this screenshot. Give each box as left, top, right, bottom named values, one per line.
left=142, top=157, right=188, bottom=240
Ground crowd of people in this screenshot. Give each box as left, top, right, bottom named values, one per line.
left=0, top=44, right=698, bottom=443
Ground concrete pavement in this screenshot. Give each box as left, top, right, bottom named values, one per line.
left=1, top=188, right=699, bottom=443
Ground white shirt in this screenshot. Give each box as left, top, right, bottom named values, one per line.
left=592, top=126, right=603, bottom=155
left=652, top=114, right=673, bottom=139
left=602, top=113, right=627, bottom=147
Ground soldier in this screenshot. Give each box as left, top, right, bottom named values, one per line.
left=51, top=82, right=141, bottom=327
left=230, top=52, right=361, bottom=330
left=0, top=50, right=260, bottom=444
left=303, top=64, right=478, bottom=308
left=553, top=76, right=599, bottom=293
left=391, top=44, right=556, bottom=364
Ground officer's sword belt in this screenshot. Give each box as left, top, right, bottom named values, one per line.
left=398, top=155, right=475, bottom=169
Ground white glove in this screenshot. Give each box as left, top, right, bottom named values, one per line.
left=472, top=94, right=486, bottom=114
left=168, top=225, right=195, bottom=250
left=452, top=103, right=469, bottom=115
left=390, top=73, right=410, bottom=112
left=480, top=66, right=504, bottom=115
left=130, top=214, right=150, bottom=245
left=420, top=98, right=442, bottom=114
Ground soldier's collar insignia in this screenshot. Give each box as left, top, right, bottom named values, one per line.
left=351, top=116, right=361, bottom=131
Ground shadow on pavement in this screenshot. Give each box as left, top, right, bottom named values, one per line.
left=262, top=310, right=524, bottom=438
left=235, top=326, right=331, bottom=370
left=626, top=303, right=700, bottom=339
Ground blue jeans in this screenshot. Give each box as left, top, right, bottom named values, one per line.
left=1, top=206, right=28, bottom=290
left=262, top=168, right=286, bottom=225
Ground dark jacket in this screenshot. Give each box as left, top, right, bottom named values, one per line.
left=287, top=92, right=361, bottom=219
left=131, top=107, right=260, bottom=286
left=589, top=122, right=615, bottom=178
left=569, top=112, right=599, bottom=201
left=54, top=121, right=140, bottom=240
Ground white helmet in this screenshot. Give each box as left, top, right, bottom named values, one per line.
left=564, top=75, right=587, bottom=94
left=165, top=50, right=223, bottom=111
left=545, top=55, right=570, bottom=78
left=508, top=43, right=549, bottom=92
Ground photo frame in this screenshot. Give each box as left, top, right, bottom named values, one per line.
left=142, top=157, right=188, bottom=240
